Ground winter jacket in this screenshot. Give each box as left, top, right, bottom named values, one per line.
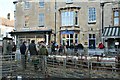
left=38, top=46, right=48, bottom=56
left=28, top=43, right=38, bottom=55
left=20, top=44, right=26, bottom=55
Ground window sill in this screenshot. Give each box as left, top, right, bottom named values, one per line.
left=38, top=25, right=44, bottom=27
left=60, top=25, right=80, bottom=28
left=66, top=2, right=73, bottom=4
left=74, top=25, right=79, bottom=27
left=24, top=8, right=30, bottom=10
left=88, top=21, right=96, bottom=24
left=39, top=6, right=44, bottom=8
left=24, top=26, right=29, bottom=28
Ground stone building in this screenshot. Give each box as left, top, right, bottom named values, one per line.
left=102, top=1, right=120, bottom=49
left=0, top=17, right=14, bottom=46
left=11, top=0, right=119, bottom=49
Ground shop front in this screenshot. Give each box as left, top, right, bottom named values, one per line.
left=103, top=27, right=120, bottom=49
left=60, top=30, right=79, bottom=46
left=9, top=29, right=52, bottom=48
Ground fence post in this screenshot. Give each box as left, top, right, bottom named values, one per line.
left=10, top=53, right=13, bottom=77
left=52, top=55, right=55, bottom=76
left=116, top=54, right=120, bottom=72
left=91, top=61, right=92, bottom=71
left=63, top=58, right=66, bottom=77
left=75, top=58, right=77, bottom=68
left=88, top=59, right=91, bottom=78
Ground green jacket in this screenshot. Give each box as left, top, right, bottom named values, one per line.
left=38, top=46, right=48, bottom=56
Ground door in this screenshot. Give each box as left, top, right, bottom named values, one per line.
left=89, top=39, right=95, bottom=49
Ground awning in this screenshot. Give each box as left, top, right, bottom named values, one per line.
left=61, top=31, right=74, bottom=34
left=103, top=27, right=120, bottom=38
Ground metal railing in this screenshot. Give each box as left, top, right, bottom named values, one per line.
left=46, top=55, right=119, bottom=78
left=1, top=53, right=17, bottom=77
left=48, top=47, right=120, bottom=56
left=1, top=49, right=120, bottom=79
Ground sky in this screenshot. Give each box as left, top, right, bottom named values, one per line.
left=0, top=0, right=15, bottom=20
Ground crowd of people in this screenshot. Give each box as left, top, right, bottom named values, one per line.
left=50, top=41, right=84, bottom=55
left=20, top=40, right=48, bottom=77
left=18, top=40, right=85, bottom=77
left=4, top=40, right=106, bottom=78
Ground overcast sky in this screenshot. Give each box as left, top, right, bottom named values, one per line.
left=0, top=0, right=15, bottom=20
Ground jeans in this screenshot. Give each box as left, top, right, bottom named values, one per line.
left=39, top=55, right=48, bottom=77
left=21, top=54, right=26, bottom=70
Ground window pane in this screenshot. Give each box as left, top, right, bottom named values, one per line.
left=75, top=17, right=77, bottom=25
left=62, top=40, right=65, bottom=45
left=25, top=2, right=30, bottom=9
left=66, top=0, right=73, bottom=4
left=75, top=11, right=78, bottom=25
left=75, top=40, right=78, bottom=44
left=75, top=34, right=78, bottom=38
left=65, top=12, right=68, bottom=26
left=70, top=11, right=74, bottom=26
left=89, top=34, right=91, bottom=38
left=61, top=11, right=74, bottom=26
left=88, top=7, right=96, bottom=22
left=114, top=18, right=119, bottom=26
left=39, top=0, right=44, bottom=7
left=114, top=11, right=119, bottom=17
left=39, top=13, right=44, bottom=26
left=93, top=34, right=95, bottom=38
left=61, top=12, right=65, bottom=26
left=67, top=40, right=69, bottom=46
left=70, top=40, right=73, bottom=44
left=70, top=34, right=73, bottom=38
left=62, top=34, right=65, bottom=38
left=67, top=34, right=69, bottom=38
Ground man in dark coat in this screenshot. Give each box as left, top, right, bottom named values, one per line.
left=28, top=40, right=38, bottom=70
left=28, top=40, right=38, bottom=55
left=20, top=41, right=27, bottom=70
left=6, top=42, right=12, bottom=55
left=20, top=41, right=27, bottom=55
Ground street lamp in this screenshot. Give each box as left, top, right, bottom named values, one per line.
left=100, top=2, right=112, bottom=33
left=54, top=0, right=57, bottom=42
left=115, top=41, right=119, bottom=70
